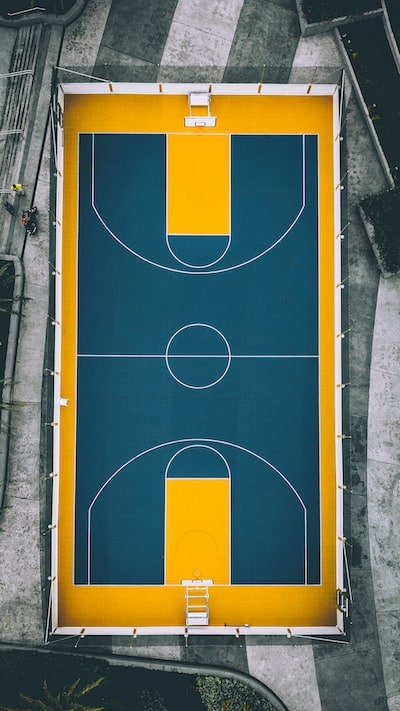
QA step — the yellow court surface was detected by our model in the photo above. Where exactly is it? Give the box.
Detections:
[167,134,230,235]
[52,84,344,637]
[165,478,230,585]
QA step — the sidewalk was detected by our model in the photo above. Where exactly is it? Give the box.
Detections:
[368,274,400,711]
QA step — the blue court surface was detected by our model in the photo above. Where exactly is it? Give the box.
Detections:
[74,131,321,588]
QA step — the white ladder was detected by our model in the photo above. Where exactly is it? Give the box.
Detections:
[184,580,210,626]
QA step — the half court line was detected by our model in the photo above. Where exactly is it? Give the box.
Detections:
[77,353,319,359]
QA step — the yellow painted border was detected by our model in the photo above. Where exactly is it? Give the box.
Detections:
[57,90,339,632]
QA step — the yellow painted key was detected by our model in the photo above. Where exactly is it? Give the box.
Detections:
[165,478,230,584]
[167,134,230,235]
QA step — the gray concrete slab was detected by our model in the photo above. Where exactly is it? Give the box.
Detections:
[112,635,182,662]
[388,697,400,711]
[163,23,232,77]
[315,645,389,711]
[3,403,42,502]
[101,0,178,67]
[368,370,400,465]
[180,634,249,674]
[95,45,157,82]
[161,0,244,82]
[0,26,15,74]
[369,275,400,375]
[246,643,322,711]
[368,459,400,610]
[0,26,16,121]
[368,274,400,708]
[60,0,112,74]
[225,0,300,83]
[0,416,43,644]
[12,283,48,402]
[173,0,244,44]
[289,31,343,84]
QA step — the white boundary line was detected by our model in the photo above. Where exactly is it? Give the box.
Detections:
[77,353,319,359]
[52,624,344,637]
[53,82,343,636]
[333,86,345,633]
[60,82,339,96]
[50,87,65,634]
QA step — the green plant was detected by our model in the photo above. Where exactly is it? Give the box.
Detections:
[360,187,400,273]
[0,263,14,287]
[196,676,276,711]
[0,295,27,317]
[0,677,107,711]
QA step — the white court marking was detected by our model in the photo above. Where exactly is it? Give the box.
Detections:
[164,444,232,583]
[164,323,232,389]
[86,438,308,586]
[165,233,232,269]
[83,131,314,584]
[90,133,307,275]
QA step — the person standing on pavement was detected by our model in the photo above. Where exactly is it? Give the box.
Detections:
[11,183,26,196]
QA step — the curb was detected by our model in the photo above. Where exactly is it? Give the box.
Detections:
[294,1,383,37]
[0,254,24,507]
[0,0,87,28]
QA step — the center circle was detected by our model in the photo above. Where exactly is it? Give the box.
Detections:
[165,323,231,389]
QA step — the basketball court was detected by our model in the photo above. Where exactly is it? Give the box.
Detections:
[50,83,346,637]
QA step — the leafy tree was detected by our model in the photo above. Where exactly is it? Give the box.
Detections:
[196,676,276,711]
[0,677,106,711]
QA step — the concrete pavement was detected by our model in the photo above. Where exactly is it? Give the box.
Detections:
[0,1,399,709]
[368,276,400,711]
